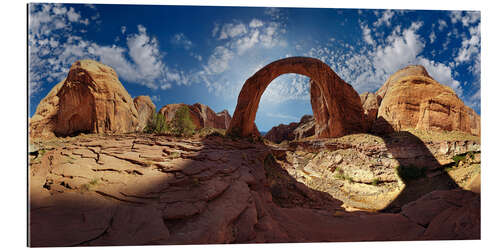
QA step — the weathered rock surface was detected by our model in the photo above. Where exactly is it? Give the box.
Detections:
[159,103,231,130]
[360,92,380,129]
[228,57,366,139]
[29,60,141,138]
[374,65,480,135]
[269,131,480,211]
[29,131,480,246]
[264,115,315,143]
[134,96,156,131]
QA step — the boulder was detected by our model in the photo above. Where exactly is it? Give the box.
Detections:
[133,96,156,131]
[29,60,141,138]
[374,65,480,135]
[159,103,231,130]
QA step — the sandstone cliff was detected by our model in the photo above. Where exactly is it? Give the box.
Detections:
[29,60,144,138]
[264,115,315,143]
[133,96,156,131]
[159,103,231,130]
[373,65,480,135]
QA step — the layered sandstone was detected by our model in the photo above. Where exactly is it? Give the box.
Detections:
[133,96,156,131]
[373,65,480,135]
[228,57,366,139]
[29,132,480,246]
[29,60,141,138]
[159,103,231,130]
[264,115,315,143]
[360,92,380,129]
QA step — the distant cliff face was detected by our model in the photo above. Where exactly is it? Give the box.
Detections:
[159,103,231,130]
[372,65,480,135]
[29,60,144,138]
[134,96,156,132]
[264,115,315,143]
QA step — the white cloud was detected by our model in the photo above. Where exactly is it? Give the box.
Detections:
[361,24,375,45]
[438,19,447,31]
[218,23,247,40]
[450,11,480,27]
[151,95,160,103]
[171,33,193,50]
[429,31,436,43]
[249,19,264,28]
[197,18,288,100]
[205,46,234,75]
[373,10,394,27]
[29,4,187,95]
[266,112,299,121]
[310,21,462,96]
[261,74,310,104]
[121,26,126,34]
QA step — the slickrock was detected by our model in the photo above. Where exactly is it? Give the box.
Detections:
[134,96,156,131]
[374,65,480,135]
[159,103,231,130]
[29,132,480,246]
[29,60,143,138]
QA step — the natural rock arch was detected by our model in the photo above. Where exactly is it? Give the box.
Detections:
[227,57,367,138]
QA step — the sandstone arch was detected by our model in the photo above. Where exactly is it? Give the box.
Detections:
[227,57,366,138]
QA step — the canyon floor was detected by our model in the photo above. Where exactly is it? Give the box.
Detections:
[28,130,480,246]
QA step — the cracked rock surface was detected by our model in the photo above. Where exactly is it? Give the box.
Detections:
[29,133,480,246]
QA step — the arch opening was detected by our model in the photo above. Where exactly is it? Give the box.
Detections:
[228,56,367,139]
[256,73,313,137]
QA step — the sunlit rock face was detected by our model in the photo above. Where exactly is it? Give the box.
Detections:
[228,57,367,139]
[29,59,141,138]
[373,65,480,135]
[159,103,231,130]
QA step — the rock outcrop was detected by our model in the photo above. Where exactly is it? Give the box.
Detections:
[29,60,141,138]
[29,132,480,246]
[373,65,480,135]
[159,103,231,130]
[360,92,380,129]
[228,57,366,139]
[264,115,315,143]
[133,96,156,131]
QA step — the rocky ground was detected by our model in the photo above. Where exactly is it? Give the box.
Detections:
[29,130,480,247]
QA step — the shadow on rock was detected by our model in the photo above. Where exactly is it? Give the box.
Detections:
[28,124,480,246]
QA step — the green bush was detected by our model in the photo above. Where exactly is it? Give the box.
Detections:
[170,106,196,136]
[144,112,168,134]
[452,154,467,165]
[396,165,426,182]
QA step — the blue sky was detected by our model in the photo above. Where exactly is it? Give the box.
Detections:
[28,3,480,132]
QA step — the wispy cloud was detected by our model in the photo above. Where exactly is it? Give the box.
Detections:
[28,3,188,95]
[309,19,464,97]
[266,112,299,121]
[171,33,193,50]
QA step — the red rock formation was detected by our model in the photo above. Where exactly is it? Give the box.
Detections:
[360,92,380,129]
[264,115,315,143]
[374,65,480,135]
[228,57,366,138]
[134,96,156,131]
[159,103,231,130]
[29,60,141,138]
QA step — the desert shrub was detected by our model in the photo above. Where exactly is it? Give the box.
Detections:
[144,112,168,134]
[396,165,426,182]
[452,154,467,165]
[197,127,225,138]
[371,178,380,186]
[170,106,196,136]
